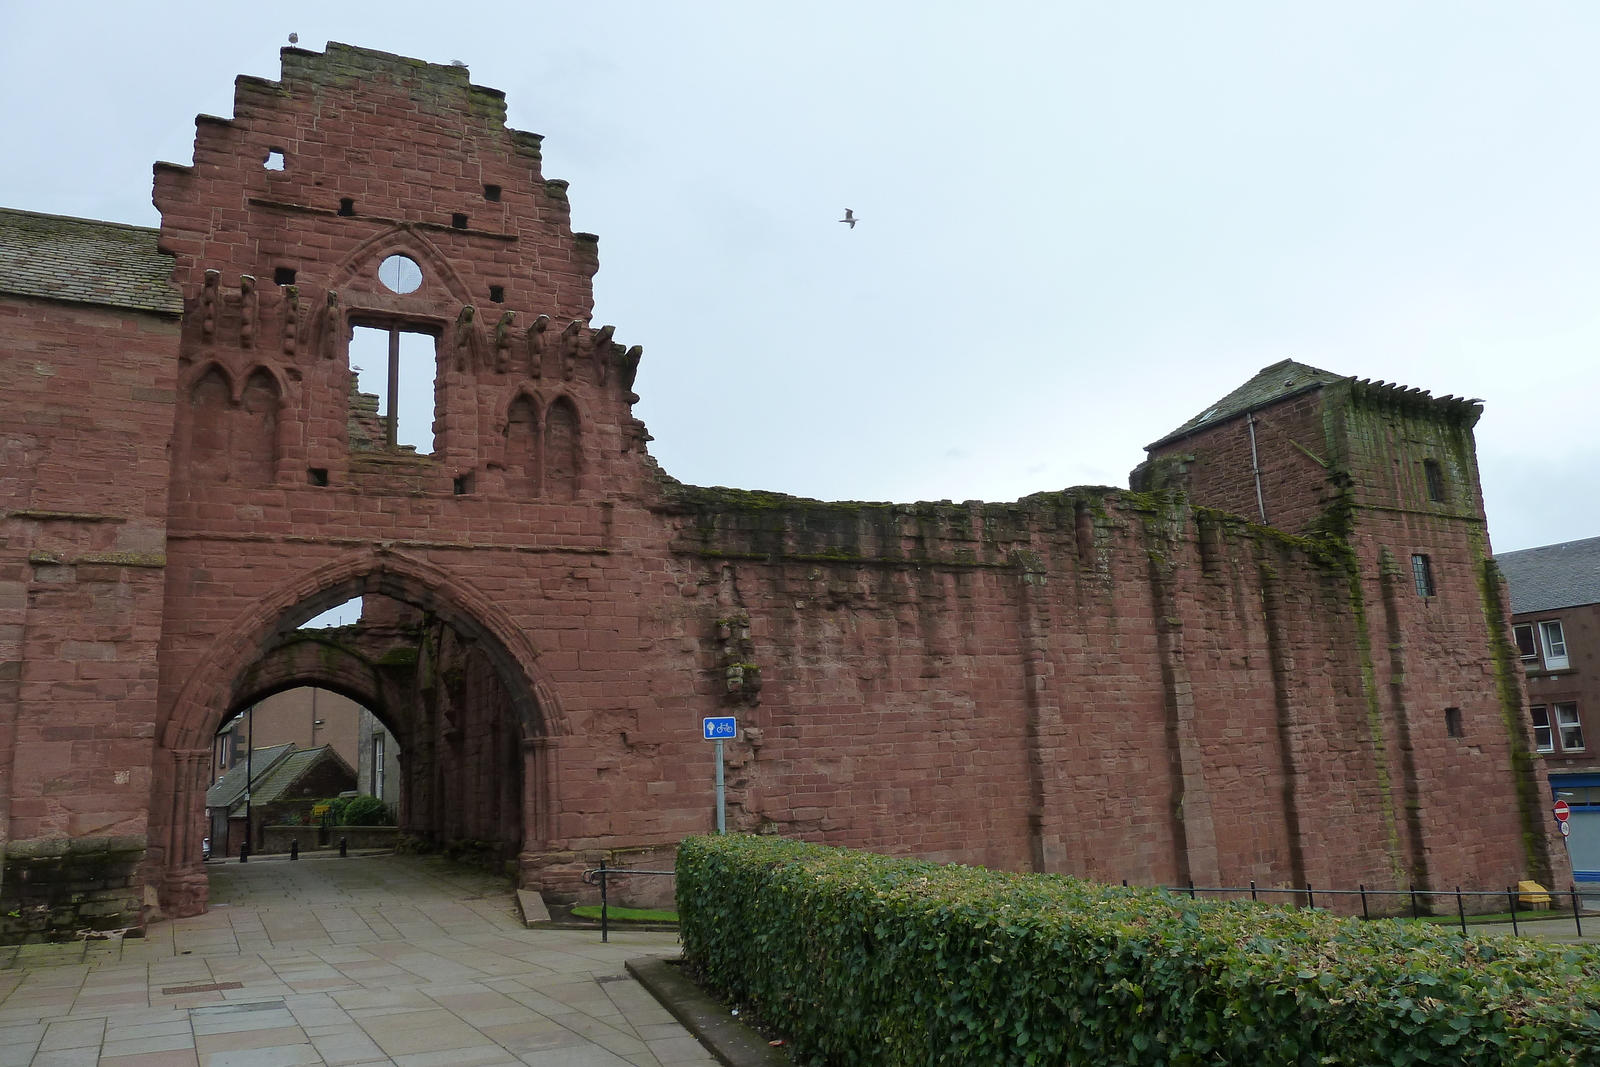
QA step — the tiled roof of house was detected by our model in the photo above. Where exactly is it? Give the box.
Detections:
[1496,535,1600,615]
[0,207,182,314]
[248,745,353,807]
[205,744,296,810]
[1147,359,1347,450]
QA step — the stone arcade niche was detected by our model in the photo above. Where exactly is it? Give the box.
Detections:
[502,394,580,501]
[223,592,527,871]
[187,365,281,485]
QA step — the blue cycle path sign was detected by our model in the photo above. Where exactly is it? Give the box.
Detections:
[703,716,737,740]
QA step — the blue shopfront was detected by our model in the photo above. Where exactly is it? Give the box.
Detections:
[1550,773,1600,883]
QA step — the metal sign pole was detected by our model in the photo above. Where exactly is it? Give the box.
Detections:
[715,738,725,834]
[702,716,736,835]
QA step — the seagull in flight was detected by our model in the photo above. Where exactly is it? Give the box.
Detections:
[839,209,858,229]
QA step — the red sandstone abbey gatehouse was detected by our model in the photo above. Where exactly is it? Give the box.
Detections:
[0,44,1569,940]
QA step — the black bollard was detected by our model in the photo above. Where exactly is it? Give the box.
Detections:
[339,836,348,858]
[290,839,299,861]
[240,842,249,864]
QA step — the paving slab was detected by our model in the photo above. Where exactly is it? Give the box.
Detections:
[0,856,716,1066]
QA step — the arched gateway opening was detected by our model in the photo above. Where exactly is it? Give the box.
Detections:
[152,551,564,917]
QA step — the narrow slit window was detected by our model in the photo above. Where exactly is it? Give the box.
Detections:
[372,731,386,800]
[1411,554,1435,598]
[349,324,438,454]
[1423,459,1446,503]
[1540,620,1569,669]
[1532,705,1554,752]
[1445,707,1463,738]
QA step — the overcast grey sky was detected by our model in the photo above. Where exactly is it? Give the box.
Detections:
[3,3,1597,553]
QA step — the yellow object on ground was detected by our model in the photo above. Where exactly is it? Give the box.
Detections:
[1518,880,1551,906]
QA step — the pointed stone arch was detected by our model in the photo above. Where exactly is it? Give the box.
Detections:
[228,635,395,734]
[502,388,541,500]
[162,546,568,753]
[325,224,475,305]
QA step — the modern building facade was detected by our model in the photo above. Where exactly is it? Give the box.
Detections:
[1497,535,1600,883]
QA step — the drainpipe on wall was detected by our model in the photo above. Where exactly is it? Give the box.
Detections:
[1248,412,1269,524]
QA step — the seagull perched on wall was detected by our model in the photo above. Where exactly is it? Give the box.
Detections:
[839,209,857,229]
[288,33,299,44]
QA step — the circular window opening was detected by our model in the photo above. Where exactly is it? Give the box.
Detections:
[378,255,423,294]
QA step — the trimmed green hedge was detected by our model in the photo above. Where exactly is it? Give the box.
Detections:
[676,835,1600,1066]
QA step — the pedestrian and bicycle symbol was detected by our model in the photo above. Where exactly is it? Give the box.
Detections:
[703,716,738,739]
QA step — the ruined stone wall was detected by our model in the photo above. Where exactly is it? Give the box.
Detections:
[642,485,1541,902]
[0,43,1563,938]
[1143,378,1567,895]
[0,293,179,940]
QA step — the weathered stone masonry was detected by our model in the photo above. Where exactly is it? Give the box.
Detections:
[0,43,1567,940]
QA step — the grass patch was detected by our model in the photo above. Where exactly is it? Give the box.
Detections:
[570,905,678,923]
[1406,910,1580,926]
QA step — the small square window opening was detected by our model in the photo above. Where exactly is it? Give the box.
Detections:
[274,267,297,286]
[451,213,469,229]
[483,184,502,202]
[264,149,286,171]
[338,198,355,216]
[1423,459,1446,503]
[307,468,329,487]
[1411,554,1435,598]
[489,285,505,303]
[453,473,474,495]
[1445,707,1463,738]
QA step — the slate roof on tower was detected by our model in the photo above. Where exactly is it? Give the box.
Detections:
[1147,359,1347,450]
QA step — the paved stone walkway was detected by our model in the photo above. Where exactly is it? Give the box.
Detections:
[0,854,714,1067]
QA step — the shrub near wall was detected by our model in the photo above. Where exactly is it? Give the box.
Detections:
[676,836,1600,1067]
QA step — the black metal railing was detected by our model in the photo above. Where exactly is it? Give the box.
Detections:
[1134,881,1591,937]
[581,859,676,942]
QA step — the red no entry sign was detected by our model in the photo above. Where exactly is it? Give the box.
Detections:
[1554,800,1571,822]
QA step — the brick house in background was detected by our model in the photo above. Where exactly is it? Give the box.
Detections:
[211,687,400,808]
[0,42,1568,941]
[1497,536,1600,883]
[205,743,356,859]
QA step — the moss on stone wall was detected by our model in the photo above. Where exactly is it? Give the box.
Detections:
[0,836,146,944]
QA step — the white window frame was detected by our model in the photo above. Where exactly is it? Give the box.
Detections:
[1540,620,1569,670]
[1531,705,1554,753]
[1556,702,1585,752]
[372,731,386,801]
[1513,623,1538,662]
